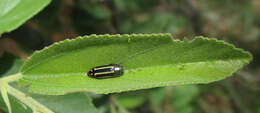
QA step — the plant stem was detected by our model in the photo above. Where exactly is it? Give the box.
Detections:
[224,80,251,113]
[110,95,117,113]
[6,84,54,113]
[0,73,54,113]
[0,73,22,82]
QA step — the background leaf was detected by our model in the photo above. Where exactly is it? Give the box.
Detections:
[19,34,252,95]
[0,0,51,35]
[115,92,146,109]
[171,85,199,113]
[0,52,16,76]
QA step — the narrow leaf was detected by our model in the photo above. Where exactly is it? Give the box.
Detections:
[0,0,51,35]
[0,89,33,113]
[19,34,252,95]
[0,82,12,113]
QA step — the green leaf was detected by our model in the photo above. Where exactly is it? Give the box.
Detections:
[19,34,252,95]
[0,0,51,35]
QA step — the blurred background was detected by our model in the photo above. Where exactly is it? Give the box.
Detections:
[0,0,259,113]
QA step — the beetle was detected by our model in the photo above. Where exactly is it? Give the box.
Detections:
[88,64,123,78]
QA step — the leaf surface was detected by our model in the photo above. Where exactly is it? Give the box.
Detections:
[19,34,252,95]
[0,0,51,35]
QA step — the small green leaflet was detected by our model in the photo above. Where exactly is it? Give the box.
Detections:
[19,34,252,95]
[0,0,51,35]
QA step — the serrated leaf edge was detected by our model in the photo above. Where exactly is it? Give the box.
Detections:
[20,33,172,73]
[21,34,252,74]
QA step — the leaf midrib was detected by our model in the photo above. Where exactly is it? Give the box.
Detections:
[21,57,248,78]
[21,47,250,75]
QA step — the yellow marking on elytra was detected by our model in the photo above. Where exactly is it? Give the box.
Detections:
[95,71,115,75]
[94,66,114,70]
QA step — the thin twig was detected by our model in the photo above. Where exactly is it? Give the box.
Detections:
[0,73,54,113]
[6,84,54,113]
[223,80,251,113]
[110,95,117,113]
[106,0,120,33]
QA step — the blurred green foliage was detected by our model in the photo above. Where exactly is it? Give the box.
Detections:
[1,0,259,113]
[0,52,16,76]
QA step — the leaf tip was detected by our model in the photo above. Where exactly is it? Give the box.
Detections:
[193,36,253,64]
